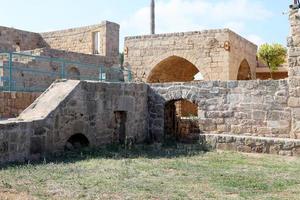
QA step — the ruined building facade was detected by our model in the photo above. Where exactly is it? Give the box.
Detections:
[1,6,300,164]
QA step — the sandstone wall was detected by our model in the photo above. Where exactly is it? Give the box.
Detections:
[40,21,119,63]
[288,9,300,139]
[148,80,290,141]
[228,31,258,80]
[0,47,125,92]
[0,80,148,164]
[0,27,43,52]
[0,92,41,119]
[124,29,257,82]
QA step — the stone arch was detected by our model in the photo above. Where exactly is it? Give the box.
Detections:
[65,133,90,150]
[147,55,200,83]
[237,59,252,80]
[67,67,81,80]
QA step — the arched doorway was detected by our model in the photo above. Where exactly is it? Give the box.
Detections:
[164,99,200,142]
[147,56,199,83]
[67,67,80,80]
[237,59,252,80]
[65,133,89,150]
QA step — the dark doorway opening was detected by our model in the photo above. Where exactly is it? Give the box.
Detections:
[114,111,127,144]
[164,99,200,143]
[65,133,89,150]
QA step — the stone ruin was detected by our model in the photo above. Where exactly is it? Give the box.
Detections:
[1,5,300,164]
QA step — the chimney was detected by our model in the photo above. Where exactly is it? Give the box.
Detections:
[151,0,155,34]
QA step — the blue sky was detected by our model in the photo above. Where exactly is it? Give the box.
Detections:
[0,0,290,49]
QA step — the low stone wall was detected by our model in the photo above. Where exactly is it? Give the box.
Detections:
[148,80,291,141]
[0,92,41,118]
[202,134,300,157]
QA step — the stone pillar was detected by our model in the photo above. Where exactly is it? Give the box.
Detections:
[288,8,300,138]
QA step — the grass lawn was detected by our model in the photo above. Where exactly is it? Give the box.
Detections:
[1,144,300,200]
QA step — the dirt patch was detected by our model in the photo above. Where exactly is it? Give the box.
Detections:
[0,189,35,200]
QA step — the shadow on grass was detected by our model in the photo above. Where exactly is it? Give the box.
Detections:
[0,141,209,169]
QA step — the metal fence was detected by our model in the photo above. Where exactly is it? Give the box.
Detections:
[0,52,132,92]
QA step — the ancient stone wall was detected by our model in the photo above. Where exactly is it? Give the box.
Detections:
[228,31,257,80]
[0,92,40,119]
[0,80,148,164]
[288,9,300,139]
[148,80,290,141]
[0,27,44,52]
[0,47,125,92]
[40,21,119,63]
[124,29,257,82]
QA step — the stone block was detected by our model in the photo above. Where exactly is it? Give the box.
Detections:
[252,110,266,120]
[288,97,300,107]
[216,143,237,151]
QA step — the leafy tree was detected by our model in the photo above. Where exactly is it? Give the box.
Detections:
[257,43,287,79]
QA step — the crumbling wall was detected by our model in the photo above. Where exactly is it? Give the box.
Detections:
[0,27,44,52]
[148,80,290,141]
[40,21,119,64]
[0,92,41,119]
[0,80,148,164]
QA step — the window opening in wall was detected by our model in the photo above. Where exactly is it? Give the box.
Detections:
[93,32,101,55]
[114,111,127,144]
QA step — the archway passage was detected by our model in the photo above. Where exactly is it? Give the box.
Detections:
[147,56,199,83]
[65,133,89,150]
[237,59,252,80]
[67,67,80,80]
[164,99,200,143]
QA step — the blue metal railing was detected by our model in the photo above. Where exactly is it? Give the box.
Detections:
[0,52,132,92]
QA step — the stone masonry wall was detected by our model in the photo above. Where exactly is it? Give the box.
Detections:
[40,21,119,63]
[288,8,300,139]
[0,47,123,92]
[124,29,257,82]
[0,80,148,164]
[0,92,41,119]
[148,80,290,141]
[228,31,257,80]
[0,27,44,52]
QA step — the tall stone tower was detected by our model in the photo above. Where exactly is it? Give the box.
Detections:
[288,2,300,139]
[151,0,155,34]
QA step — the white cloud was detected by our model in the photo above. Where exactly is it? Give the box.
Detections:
[121,0,272,46]
[245,34,265,46]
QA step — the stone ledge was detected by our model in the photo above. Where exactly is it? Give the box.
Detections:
[200,133,300,157]
[125,28,230,40]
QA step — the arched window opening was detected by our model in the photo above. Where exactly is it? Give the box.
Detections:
[164,99,200,142]
[67,67,81,80]
[65,133,89,150]
[147,56,199,83]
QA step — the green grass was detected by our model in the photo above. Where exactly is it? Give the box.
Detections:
[1,145,300,200]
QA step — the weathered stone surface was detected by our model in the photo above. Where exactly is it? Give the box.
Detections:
[0,80,148,164]
[0,92,41,118]
[124,29,257,82]
[149,80,291,139]
[203,134,300,157]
